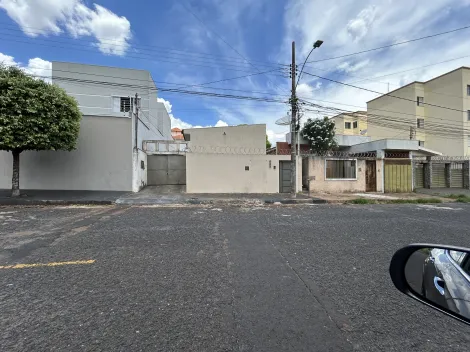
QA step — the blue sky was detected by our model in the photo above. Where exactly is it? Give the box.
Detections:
[2,0,470,142]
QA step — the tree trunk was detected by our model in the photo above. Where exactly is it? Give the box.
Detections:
[11,150,20,197]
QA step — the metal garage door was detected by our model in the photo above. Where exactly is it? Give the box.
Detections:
[147,155,186,185]
[414,164,424,189]
[451,163,464,188]
[432,164,446,188]
[279,161,291,193]
[384,160,412,193]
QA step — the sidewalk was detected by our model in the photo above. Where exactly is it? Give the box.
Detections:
[0,189,129,205]
[306,191,454,203]
[116,186,327,205]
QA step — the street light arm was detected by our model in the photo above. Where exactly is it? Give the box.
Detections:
[296,47,316,88]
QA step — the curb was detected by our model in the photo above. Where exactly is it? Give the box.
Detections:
[0,199,114,206]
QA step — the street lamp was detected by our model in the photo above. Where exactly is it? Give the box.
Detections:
[289,40,323,197]
[296,40,323,88]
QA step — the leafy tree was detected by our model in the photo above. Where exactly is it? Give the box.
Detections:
[301,117,337,154]
[0,65,82,196]
[266,135,272,149]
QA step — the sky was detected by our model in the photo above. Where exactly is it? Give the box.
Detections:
[1,0,470,143]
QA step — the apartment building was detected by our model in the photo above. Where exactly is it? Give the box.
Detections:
[367,67,470,156]
[331,111,368,136]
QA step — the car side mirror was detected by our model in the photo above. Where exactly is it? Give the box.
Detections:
[390,244,470,326]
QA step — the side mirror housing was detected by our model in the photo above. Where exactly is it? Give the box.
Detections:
[390,244,470,326]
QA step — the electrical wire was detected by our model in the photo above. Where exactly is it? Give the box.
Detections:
[305,24,470,64]
[0,35,287,76]
[0,25,287,70]
[303,71,469,113]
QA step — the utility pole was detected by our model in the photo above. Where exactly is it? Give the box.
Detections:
[134,93,139,150]
[290,41,297,198]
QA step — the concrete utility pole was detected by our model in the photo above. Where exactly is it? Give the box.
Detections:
[290,41,297,198]
[134,93,139,150]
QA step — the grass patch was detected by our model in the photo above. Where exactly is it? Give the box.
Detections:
[349,198,376,204]
[446,194,470,203]
[387,198,442,204]
[349,197,442,205]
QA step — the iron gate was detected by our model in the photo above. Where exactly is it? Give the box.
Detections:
[147,155,186,185]
[432,164,446,188]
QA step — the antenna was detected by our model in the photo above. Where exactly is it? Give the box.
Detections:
[275,115,291,126]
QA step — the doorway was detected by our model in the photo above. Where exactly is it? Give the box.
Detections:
[279,161,292,193]
[365,160,377,192]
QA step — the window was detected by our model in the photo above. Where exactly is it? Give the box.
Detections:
[449,250,465,264]
[417,118,425,128]
[325,160,357,179]
[345,122,351,129]
[467,110,470,121]
[120,97,131,112]
[417,96,424,106]
[113,96,140,114]
[353,121,358,129]
[419,141,425,147]
[467,85,470,96]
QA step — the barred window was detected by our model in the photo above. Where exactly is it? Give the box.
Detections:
[417,96,424,106]
[325,160,357,179]
[345,122,351,129]
[353,121,358,128]
[120,97,131,112]
[417,118,424,128]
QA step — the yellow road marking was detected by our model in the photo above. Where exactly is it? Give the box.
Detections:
[0,260,95,269]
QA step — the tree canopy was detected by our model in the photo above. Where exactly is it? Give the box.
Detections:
[0,65,82,153]
[266,135,272,149]
[0,65,82,196]
[301,117,337,154]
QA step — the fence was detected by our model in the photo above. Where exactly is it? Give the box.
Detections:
[143,140,188,154]
[412,156,469,190]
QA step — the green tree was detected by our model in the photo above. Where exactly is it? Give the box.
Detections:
[301,117,337,154]
[266,135,272,149]
[0,65,82,196]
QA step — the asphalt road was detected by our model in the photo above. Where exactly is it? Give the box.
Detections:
[1,203,470,351]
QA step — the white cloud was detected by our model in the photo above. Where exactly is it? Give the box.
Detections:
[157,97,228,129]
[24,58,52,82]
[0,0,131,56]
[0,52,52,82]
[0,52,16,66]
[346,6,377,42]
[215,120,229,127]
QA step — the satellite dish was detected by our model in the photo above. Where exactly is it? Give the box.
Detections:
[360,129,367,135]
[275,115,291,126]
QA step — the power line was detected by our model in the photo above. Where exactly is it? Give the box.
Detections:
[302,71,468,113]
[22,64,287,96]
[0,36,287,76]
[0,24,287,69]
[306,24,470,64]
[180,2,291,96]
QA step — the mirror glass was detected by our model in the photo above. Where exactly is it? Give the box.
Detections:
[405,248,470,320]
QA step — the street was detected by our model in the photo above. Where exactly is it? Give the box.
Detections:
[1,203,470,351]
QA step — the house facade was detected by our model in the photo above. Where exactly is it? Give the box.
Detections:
[332,111,368,136]
[367,67,470,156]
[0,62,172,192]
[183,124,302,193]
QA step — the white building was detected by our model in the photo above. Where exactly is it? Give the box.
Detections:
[0,62,172,192]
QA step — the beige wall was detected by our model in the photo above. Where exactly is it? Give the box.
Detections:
[368,83,422,141]
[186,153,301,193]
[307,157,366,193]
[0,115,133,191]
[185,124,266,153]
[424,69,465,155]
[333,113,367,136]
